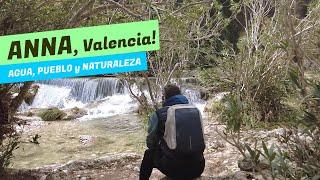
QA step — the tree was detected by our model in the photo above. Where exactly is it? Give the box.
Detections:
[0,0,139,172]
[119,0,229,111]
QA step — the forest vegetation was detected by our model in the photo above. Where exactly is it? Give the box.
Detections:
[0,0,319,179]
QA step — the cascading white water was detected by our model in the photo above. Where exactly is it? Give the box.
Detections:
[80,94,139,120]
[183,89,203,103]
[40,78,124,102]
[21,78,207,119]
[182,88,206,114]
[19,78,140,120]
[31,84,82,109]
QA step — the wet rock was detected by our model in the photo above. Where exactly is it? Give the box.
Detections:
[238,158,255,172]
[200,89,210,100]
[26,111,34,117]
[64,107,87,120]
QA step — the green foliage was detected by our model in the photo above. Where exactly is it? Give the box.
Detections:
[229,82,320,179]
[39,108,66,121]
[0,137,19,174]
[197,67,233,92]
[141,108,156,131]
[0,0,318,177]
[220,93,243,132]
[279,83,320,178]
[214,1,320,178]
[261,142,277,178]
[243,142,261,171]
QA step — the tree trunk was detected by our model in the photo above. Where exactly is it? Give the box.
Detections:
[9,82,32,115]
[0,82,32,142]
[143,73,158,110]
[0,98,11,142]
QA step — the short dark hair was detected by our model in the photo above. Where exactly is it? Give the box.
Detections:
[163,84,181,100]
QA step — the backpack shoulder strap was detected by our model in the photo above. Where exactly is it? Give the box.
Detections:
[155,107,169,136]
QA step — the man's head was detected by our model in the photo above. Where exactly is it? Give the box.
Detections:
[163,84,181,100]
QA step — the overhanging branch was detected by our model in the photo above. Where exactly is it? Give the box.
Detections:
[105,0,144,20]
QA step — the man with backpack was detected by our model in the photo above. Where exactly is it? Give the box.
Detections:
[139,84,205,180]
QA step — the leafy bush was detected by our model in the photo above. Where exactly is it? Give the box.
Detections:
[219,82,320,179]
[39,108,66,121]
[275,83,320,179]
[0,137,19,175]
[206,0,320,178]
[277,127,320,179]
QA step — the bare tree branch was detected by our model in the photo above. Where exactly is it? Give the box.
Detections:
[170,0,213,15]
[142,73,158,110]
[105,0,144,20]
[67,0,96,27]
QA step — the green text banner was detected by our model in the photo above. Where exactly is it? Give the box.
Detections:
[0,20,159,65]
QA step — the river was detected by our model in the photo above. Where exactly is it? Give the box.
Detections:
[13,78,205,169]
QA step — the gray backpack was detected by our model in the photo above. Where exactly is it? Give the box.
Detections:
[164,104,205,154]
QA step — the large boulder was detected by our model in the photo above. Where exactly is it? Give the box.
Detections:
[199,88,210,100]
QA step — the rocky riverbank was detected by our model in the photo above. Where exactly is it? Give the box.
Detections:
[5,115,283,180]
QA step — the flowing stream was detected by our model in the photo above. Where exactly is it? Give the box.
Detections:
[13,78,205,169]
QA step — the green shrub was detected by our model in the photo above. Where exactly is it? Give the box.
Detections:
[0,137,19,175]
[39,108,66,121]
[220,83,320,179]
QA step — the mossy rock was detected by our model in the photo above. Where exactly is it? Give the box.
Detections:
[39,108,66,121]
[63,107,87,120]
[26,111,34,117]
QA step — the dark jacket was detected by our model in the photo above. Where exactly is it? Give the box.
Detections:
[146,94,189,150]
[145,94,205,179]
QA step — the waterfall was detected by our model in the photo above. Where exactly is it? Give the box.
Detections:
[20,78,128,111]
[182,88,206,114]
[169,78,206,108]
[20,78,207,119]
[183,88,204,104]
[40,78,125,102]
[30,84,77,109]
